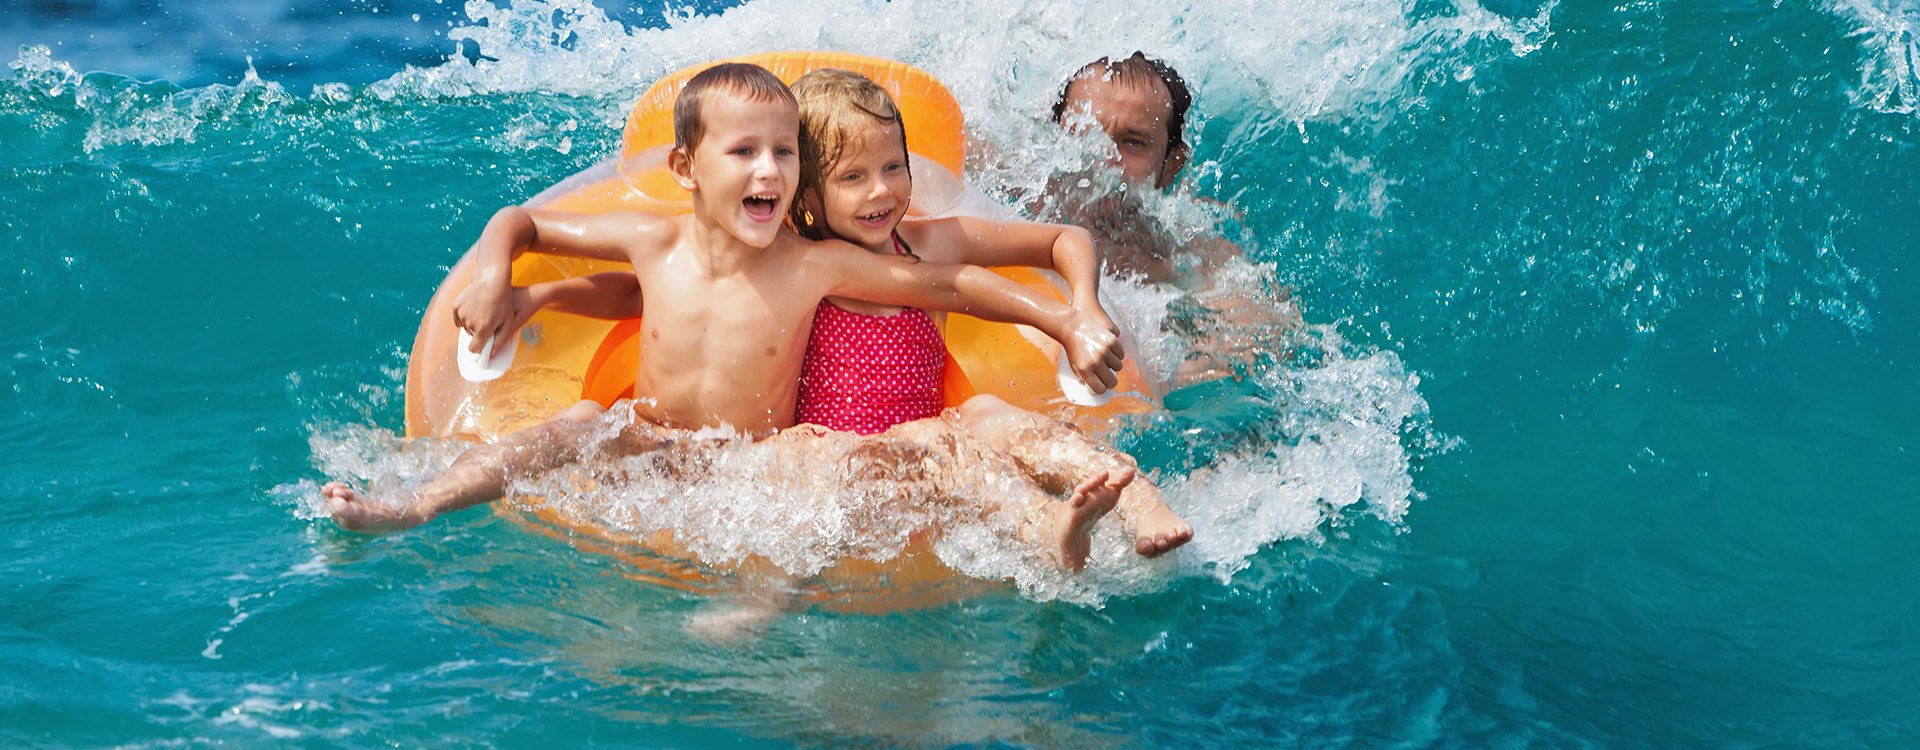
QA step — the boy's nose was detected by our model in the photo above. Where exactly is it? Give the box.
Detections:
[751,151,782,179]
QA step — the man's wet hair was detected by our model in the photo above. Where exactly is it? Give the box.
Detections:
[674,62,798,152]
[1051,51,1193,160]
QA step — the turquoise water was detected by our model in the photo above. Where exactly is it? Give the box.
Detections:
[5,0,1918,745]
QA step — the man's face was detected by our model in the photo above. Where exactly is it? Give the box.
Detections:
[1058,72,1179,188]
[673,92,800,248]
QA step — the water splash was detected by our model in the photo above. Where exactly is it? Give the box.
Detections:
[1832,0,1920,115]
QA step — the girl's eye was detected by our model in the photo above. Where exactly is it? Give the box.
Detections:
[884,161,905,173]
[733,146,754,156]
[776,146,795,157]
[840,172,862,183]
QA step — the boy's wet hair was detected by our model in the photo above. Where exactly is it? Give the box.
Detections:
[673,62,798,152]
[1051,51,1193,161]
[788,68,910,242]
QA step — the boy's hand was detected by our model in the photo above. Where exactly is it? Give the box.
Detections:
[1062,311,1125,393]
[451,269,527,354]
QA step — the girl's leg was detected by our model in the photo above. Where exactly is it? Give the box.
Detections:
[953,395,1193,557]
[840,419,1123,571]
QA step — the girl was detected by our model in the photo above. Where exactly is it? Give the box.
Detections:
[783,68,1191,558]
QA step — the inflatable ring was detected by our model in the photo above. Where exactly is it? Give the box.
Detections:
[401,52,1158,608]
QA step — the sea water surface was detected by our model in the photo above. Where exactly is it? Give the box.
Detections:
[4,0,1918,746]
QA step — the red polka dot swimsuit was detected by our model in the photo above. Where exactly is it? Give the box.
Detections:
[796,233,946,435]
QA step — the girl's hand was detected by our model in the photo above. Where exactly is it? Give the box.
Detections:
[1061,310,1125,393]
[451,269,521,354]
[1073,294,1121,337]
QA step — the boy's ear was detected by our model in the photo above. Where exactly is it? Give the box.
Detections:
[669,147,696,191]
[1154,144,1189,190]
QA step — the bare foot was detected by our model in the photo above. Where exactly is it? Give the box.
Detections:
[1048,469,1127,571]
[687,584,793,646]
[321,481,423,533]
[1130,502,1194,558]
[686,602,782,646]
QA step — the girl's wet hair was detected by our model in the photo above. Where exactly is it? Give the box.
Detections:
[788,68,912,242]
[673,62,797,152]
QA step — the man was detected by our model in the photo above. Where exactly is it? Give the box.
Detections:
[1050,52,1299,386]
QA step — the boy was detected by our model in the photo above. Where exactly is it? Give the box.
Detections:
[324,63,1133,570]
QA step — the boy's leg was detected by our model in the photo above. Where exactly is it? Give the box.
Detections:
[953,395,1193,557]
[323,400,672,532]
[853,419,1122,572]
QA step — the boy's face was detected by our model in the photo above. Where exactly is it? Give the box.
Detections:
[1058,73,1183,189]
[672,92,801,248]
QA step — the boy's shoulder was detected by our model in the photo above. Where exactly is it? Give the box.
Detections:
[599,209,689,254]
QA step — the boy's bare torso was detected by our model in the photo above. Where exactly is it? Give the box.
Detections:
[621,218,828,435]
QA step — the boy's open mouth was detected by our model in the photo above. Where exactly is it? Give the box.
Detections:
[742,193,780,221]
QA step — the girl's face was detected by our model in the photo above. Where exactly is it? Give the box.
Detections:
[818,121,912,250]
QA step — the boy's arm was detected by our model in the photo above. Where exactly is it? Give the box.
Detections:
[815,245,1125,392]
[454,206,668,353]
[926,218,1114,332]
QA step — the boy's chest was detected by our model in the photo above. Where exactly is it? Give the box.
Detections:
[633,274,817,368]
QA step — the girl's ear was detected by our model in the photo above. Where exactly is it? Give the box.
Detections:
[796,192,824,236]
[1155,144,1189,190]
[669,147,696,190]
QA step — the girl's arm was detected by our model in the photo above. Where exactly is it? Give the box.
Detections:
[454,207,668,353]
[452,273,644,356]
[524,272,645,319]
[918,217,1115,332]
[814,243,1125,392]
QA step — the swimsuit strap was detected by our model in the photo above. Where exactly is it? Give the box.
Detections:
[891,230,919,261]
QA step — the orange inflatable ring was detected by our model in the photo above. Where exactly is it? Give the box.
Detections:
[400,52,1159,607]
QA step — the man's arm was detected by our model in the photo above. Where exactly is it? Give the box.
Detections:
[1172,242,1305,387]
[813,243,1124,392]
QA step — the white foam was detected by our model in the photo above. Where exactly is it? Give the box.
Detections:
[1828,0,1920,115]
